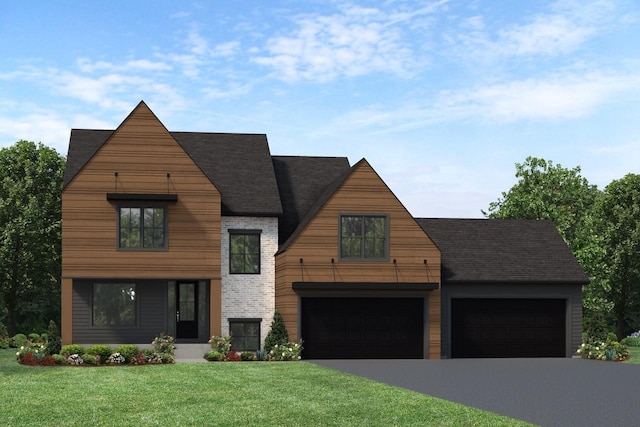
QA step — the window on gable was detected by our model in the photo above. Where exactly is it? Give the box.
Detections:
[119,207,167,249]
[229,230,260,274]
[92,283,136,326]
[229,319,261,351]
[340,215,388,260]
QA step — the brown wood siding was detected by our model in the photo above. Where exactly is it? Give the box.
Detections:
[275,161,441,358]
[61,103,222,343]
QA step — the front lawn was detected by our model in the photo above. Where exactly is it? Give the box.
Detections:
[624,346,640,364]
[0,349,530,426]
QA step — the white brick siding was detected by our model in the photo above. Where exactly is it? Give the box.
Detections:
[221,216,278,348]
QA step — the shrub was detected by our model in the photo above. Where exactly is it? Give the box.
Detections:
[621,331,640,347]
[86,345,112,364]
[60,344,85,357]
[16,342,47,364]
[255,349,267,361]
[209,335,232,354]
[52,354,67,365]
[81,354,98,365]
[10,334,28,348]
[268,341,303,361]
[204,350,225,361]
[160,353,175,364]
[113,344,140,363]
[0,338,9,349]
[143,350,163,364]
[0,322,8,338]
[152,333,175,355]
[130,352,147,365]
[67,354,84,365]
[40,333,48,341]
[45,321,61,355]
[264,310,289,353]
[107,352,126,365]
[241,351,256,361]
[225,351,242,362]
[28,333,41,341]
[577,335,629,361]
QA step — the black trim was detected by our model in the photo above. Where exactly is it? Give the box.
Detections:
[228,229,262,234]
[228,318,262,322]
[293,282,438,291]
[107,193,178,202]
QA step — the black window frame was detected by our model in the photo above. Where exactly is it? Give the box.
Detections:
[339,214,389,261]
[92,283,138,327]
[228,229,261,274]
[229,318,261,351]
[117,203,168,251]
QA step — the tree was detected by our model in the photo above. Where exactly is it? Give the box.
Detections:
[485,156,599,251]
[592,174,640,339]
[0,141,65,335]
[264,310,289,352]
[485,156,609,337]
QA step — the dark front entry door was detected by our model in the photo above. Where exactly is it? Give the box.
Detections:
[176,282,198,339]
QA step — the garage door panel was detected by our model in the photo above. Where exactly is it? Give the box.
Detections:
[302,297,424,359]
[452,299,565,358]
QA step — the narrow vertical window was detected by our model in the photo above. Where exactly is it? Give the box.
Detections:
[229,230,261,274]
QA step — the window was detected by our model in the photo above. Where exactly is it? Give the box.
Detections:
[229,230,260,274]
[119,207,166,249]
[229,319,261,351]
[93,283,136,326]
[340,215,388,259]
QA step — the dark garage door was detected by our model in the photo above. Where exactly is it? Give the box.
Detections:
[301,297,424,359]
[451,298,566,358]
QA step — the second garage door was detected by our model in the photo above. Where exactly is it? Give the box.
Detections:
[301,297,424,359]
[451,298,566,358]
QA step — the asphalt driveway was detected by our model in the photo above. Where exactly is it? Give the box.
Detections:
[312,358,640,426]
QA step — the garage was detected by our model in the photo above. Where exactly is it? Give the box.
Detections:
[301,297,424,359]
[451,298,566,358]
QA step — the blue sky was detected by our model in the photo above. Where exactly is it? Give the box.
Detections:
[1,0,639,218]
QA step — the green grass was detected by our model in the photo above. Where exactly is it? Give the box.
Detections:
[0,349,531,427]
[624,345,640,364]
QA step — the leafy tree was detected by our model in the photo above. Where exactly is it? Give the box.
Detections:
[264,310,289,352]
[485,156,609,337]
[592,174,640,339]
[485,156,599,250]
[0,141,65,335]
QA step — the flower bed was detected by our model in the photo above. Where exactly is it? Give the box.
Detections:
[577,333,630,361]
[204,335,303,362]
[16,333,176,366]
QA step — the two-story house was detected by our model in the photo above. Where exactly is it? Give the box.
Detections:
[61,101,588,359]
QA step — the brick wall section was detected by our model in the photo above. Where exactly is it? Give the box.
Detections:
[221,217,278,348]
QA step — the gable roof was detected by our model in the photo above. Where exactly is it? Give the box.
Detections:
[416,218,589,284]
[64,117,283,216]
[272,155,351,245]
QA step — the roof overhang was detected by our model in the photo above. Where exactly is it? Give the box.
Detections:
[106,193,178,202]
[293,282,438,291]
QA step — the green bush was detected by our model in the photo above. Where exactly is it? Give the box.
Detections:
[621,337,640,347]
[86,345,112,364]
[81,354,98,365]
[28,333,41,341]
[60,344,85,356]
[577,335,629,361]
[241,351,256,361]
[45,321,61,355]
[209,335,231,354]
[152,333,175,355]
[204,350,225,361]
[160,353,175,364]
[267,341,303,361]
[0,338,9,349]
[255,349,267,361]
[10,334,28,348]
[113,344,140,363]
[40,333,48,341]
[52,354,66,365]
[264,310,289,353]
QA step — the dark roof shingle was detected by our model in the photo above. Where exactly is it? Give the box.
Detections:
[416,218,589,284]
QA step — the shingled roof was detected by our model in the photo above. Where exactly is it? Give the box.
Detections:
[416,218,589,284]
[272,155,350,245]
[64,129,283,216]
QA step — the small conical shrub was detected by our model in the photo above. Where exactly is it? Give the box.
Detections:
[264,310,289,353]
[46,320,62,356]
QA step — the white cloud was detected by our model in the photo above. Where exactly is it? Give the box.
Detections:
[251,2,448,82]
[76,58,172,73]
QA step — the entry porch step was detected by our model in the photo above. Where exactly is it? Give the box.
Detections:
[173,343,210,362]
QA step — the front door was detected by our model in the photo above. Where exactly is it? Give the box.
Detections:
[176,282,198,339]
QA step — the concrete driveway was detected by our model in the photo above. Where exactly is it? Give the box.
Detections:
[312,358,640,426]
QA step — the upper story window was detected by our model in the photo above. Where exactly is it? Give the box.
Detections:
[229,230,261,274]
[119,207,167,250]
[340,215,388,260]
